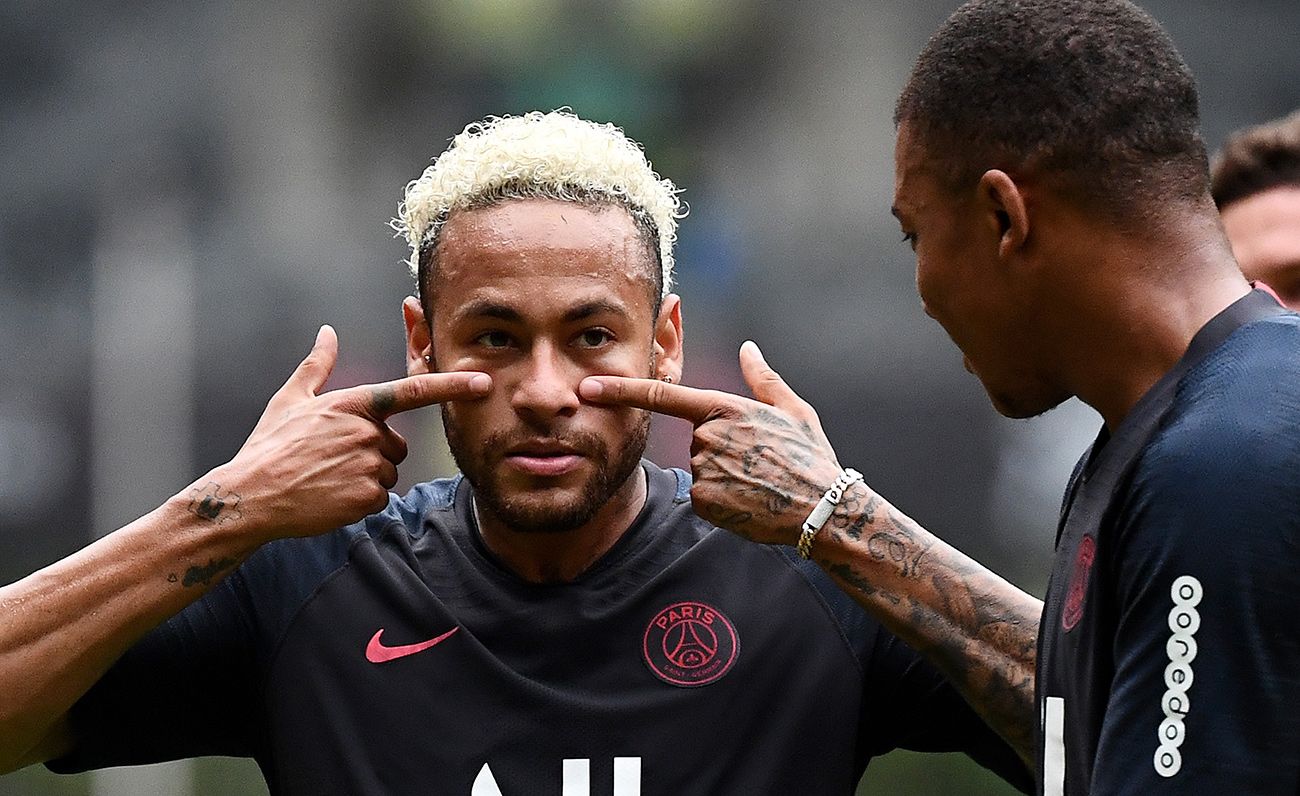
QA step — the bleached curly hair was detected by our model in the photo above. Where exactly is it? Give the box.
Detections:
[393,110,686,306]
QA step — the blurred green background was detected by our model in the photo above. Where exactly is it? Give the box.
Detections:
[2,0,1296,792]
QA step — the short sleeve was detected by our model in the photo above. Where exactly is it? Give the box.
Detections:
[862,624,1034,793]
[1090,430,1300,792]
[47,564,266,772]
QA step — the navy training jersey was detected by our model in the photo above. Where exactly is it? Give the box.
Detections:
[53,462,1029,795]
[1037,290,1300,794]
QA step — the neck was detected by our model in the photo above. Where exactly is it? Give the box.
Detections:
[474,465,648,584]
[1048,211,1251,430]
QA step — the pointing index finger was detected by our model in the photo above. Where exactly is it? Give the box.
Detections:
[578,376,736,425]
[345,371,492,420]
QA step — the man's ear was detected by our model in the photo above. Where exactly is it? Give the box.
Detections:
[402,296,433,376]
[652,294,684,383]
[979,169,1030,260]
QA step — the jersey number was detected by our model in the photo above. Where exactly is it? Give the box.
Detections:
[473,758,641,795]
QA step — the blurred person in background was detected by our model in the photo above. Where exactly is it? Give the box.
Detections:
[1212,109,1300,307]
[583,1,1300,793]
[0,111,1031,794]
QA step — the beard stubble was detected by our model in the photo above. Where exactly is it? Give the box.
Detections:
[442,404,652,534]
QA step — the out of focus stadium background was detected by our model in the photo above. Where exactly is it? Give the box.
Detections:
[1,1,1296,793]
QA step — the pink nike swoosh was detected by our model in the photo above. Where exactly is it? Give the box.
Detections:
[365,626,460,664]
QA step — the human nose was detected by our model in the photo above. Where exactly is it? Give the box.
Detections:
[510,342,580,419]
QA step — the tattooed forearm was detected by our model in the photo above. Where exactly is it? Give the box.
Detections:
[862,510,931,578]
[861,493,881,525]
[186,483,242,524]
[817,484,1040,765]
[829,488,861,529]
[829,488,873,540]
[170,557,239,588]
[843,511,870,540]
[902,585,1038,762]
[828,562,902,605]
[827,562,877,597]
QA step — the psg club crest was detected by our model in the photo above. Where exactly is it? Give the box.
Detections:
[1062,535,1096,631]
[642,601,739,687]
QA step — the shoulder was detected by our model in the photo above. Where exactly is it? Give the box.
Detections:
[635,461,725,549]
[1114,318,1300,568]
[1137,317,1300,497]
[770,546,882,671]
[242,479,456,577]
[1171,314,1300,433]
[388,475,466,531]
[660,464,881,669]
[231,478,465,638]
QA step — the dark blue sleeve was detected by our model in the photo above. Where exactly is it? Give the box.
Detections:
[861,628,1033,793]
[47,565,266,771]
[47,524,362,773]
[1091,426,1300,792]
[777,548,1032,793]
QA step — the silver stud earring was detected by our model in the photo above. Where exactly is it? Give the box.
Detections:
[424,355,433,366]
[661,375,673,383]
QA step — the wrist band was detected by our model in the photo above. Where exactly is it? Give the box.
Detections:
[797,468,864,559]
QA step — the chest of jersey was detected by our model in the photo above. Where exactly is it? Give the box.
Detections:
[1039,505,1114,796]
[259,532,865,795]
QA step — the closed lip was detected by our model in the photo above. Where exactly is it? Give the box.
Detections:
[506,440,583,457]
[504,442,585,477]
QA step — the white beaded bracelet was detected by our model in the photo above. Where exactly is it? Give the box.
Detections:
[796,468,864,559]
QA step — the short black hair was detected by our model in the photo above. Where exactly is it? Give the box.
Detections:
[895,0,1210,216]
[1211,110,1300,209]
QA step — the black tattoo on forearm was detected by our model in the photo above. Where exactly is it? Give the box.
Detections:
[818,495,1038,764]
[826,563,876,597]
[826,562,901,605]
[844,512,870,540]
[173,557,239,588]
[187,482,242,524]
[863,510,930,579]
[861,493,880,525]
[829,489,860,530]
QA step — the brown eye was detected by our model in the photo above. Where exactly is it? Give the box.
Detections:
[576,329,614,348]
[475,331,512,349]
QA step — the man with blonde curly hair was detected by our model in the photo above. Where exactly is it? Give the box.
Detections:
[0,111,1029,794]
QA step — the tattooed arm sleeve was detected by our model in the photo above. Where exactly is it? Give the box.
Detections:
[815,482,1041,767]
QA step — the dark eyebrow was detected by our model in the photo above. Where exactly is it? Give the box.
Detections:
[454,300,524,324]
[451,298,630,325]
[563,300,629,323]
